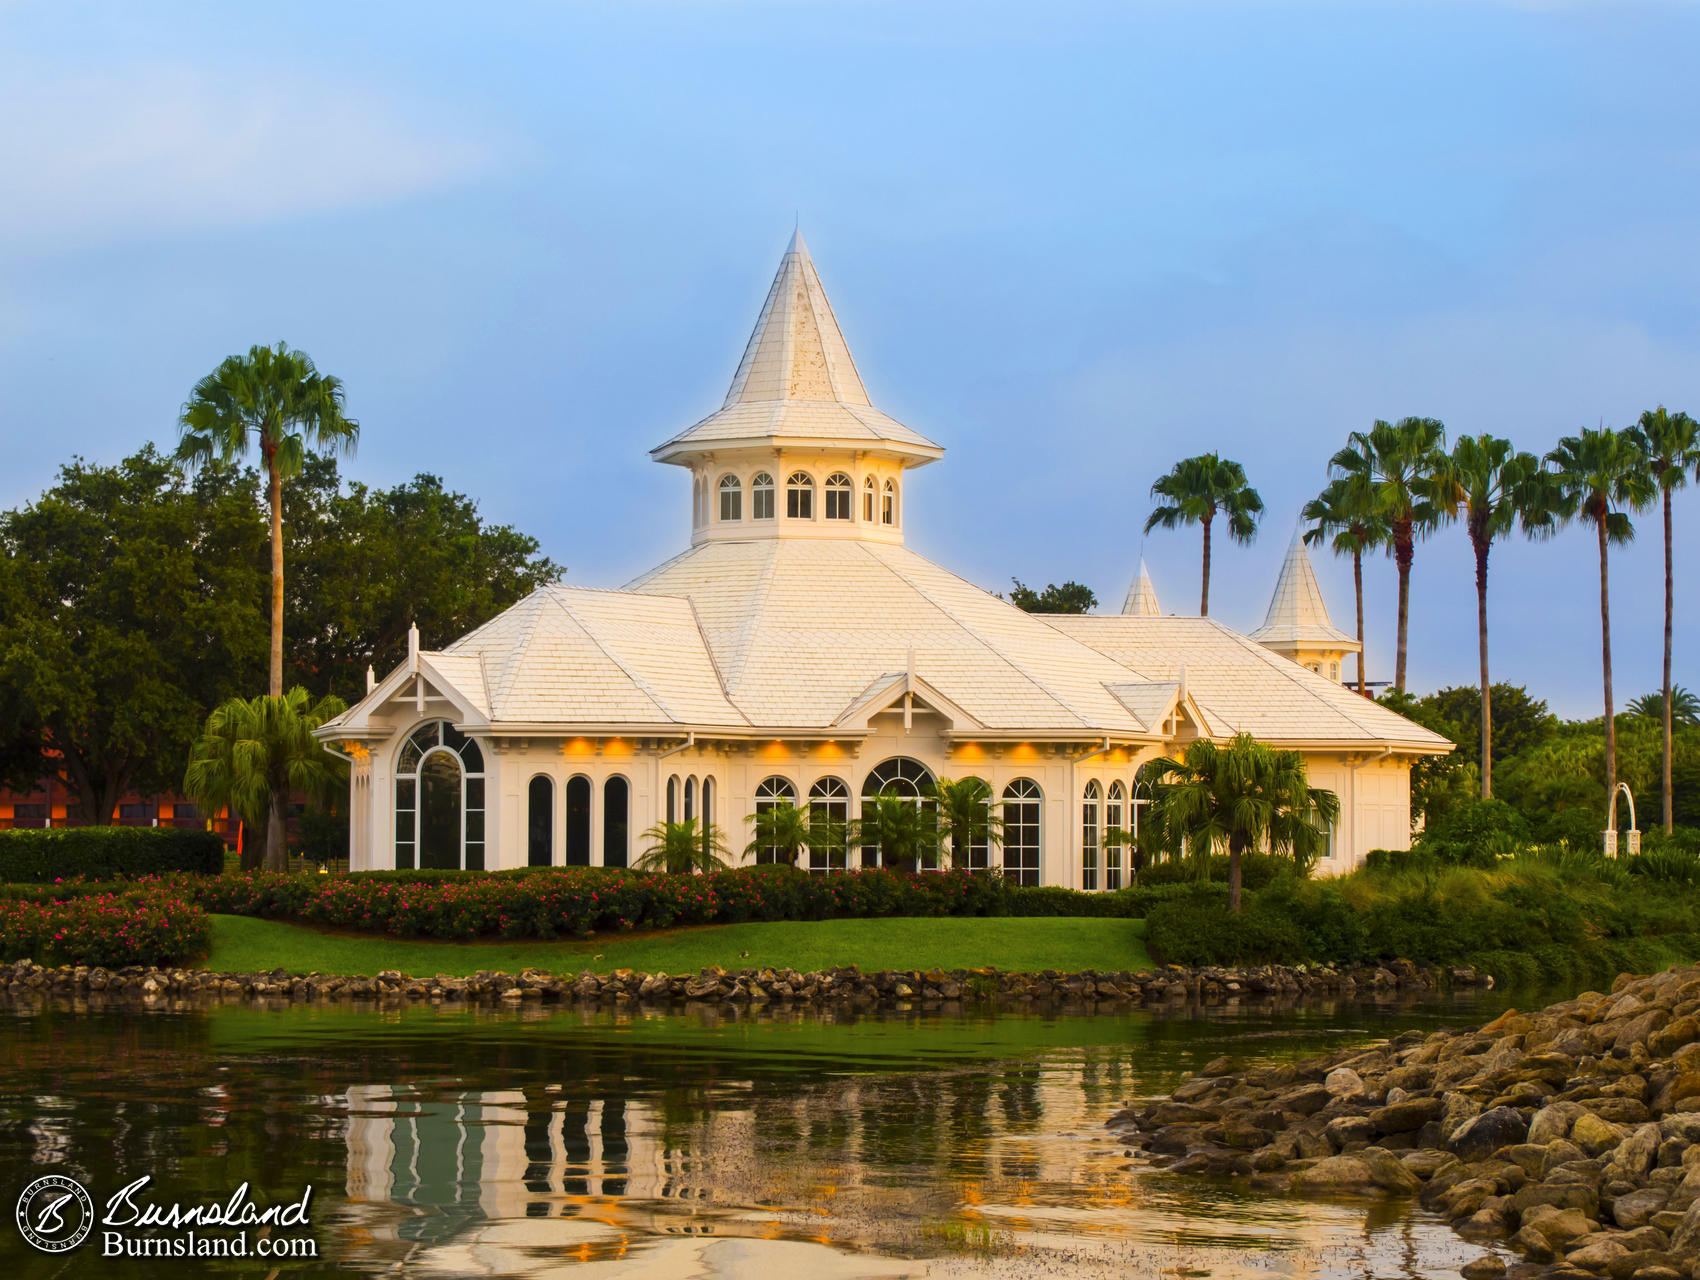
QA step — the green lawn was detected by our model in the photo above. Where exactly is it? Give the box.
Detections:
[204,914,1150,978]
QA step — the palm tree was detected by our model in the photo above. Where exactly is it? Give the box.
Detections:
[176,343,359,697]
[1143,453,1264,615]
[1628,687,1699,726]
[1301,477,1389,696]
[1144,733,1339,913]
[928,776,1004,870]
[1637,407,1700,833]
[1429,434,1548,798]
[636,819,731,874]
[183,687,348,872]
[849,795,940,874]
[1546,426,1656,809]
[744,801,843,866]
[1327,418,1446,692]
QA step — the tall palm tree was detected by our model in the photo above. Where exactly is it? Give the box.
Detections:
[1637,407,1700,833]
[177,343,358,697]
[636,819,731,874]
[1327,418,1446,692]
[1429,434,1548,798]
[849,795,941,875]
[744,801,843,866]
[927,776,1005,870]
[1144,733,1339,913]
[1143,453,1264,615]
[183,687,348,872]
[1301,477,1389,696]
[1546,426,1656,811]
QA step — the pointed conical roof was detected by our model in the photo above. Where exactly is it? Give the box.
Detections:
[1248,530,1360,650]
[651,232,943,465]
[1121,557,1161,616]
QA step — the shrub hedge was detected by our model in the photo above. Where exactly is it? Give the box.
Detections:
[0,884,208,967]
[0,827,225,882]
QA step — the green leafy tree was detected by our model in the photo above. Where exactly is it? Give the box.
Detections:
[1327,418,1446,692]
[1302,477,1388,695]
[928,776,1004,868]
[635,819,730,874]
[744,801,842,866]
[177,342,359,697]
[849,794,941,874]
[1143,453,1264,615]
[1546,426,1656,806]
[1006,579,1097,614]
[182,687,348,871]
[1429,434,1549,796]
[283,457,561,700]
[0,448,266,825]
[1638,406,1700,832]
[1629,687,1699,727]
[1426,683,1558,771]
[1145,733,1341,912]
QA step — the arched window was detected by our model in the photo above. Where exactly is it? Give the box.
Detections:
[528,775,554,868]
[863,476,876,522]
[860,757,936,870]
[666,775,679,823]
[701,776,714,839]
[1081,780,1101,892]
[786,471,814,520]
[603,777,629,868]
[684,776,696,822]
[751,473,775,521]
[394,721,485,870]
[1002,779,1041,886]
[882,479,897,526]
[1105,781,1126,891]
[807,777,850,873]
[824,472,852,520]
[718,474,742,522]
[566,775,591,866]
[954,776,992,875]
[754,776,797,865]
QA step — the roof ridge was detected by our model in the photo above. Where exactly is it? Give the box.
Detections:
[540,591,676,723]
[685,594,751,725]
[489,592,551,719]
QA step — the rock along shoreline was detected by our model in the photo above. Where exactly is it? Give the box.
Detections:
[0,956,1488,1008]
[1110,962,1700,1280]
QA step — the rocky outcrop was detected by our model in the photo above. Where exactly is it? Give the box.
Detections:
[1108,964,1700,1279]
[0,956,1488,1010]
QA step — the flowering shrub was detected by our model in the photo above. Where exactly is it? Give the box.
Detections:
[0,884,208,966]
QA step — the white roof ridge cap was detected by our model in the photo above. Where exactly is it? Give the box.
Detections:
[685,594,751,725]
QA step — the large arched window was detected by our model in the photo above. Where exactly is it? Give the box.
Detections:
[860,757,936,870]
[1105,781,1126,890]
[604,777,629,868]
[808,777,850,873]
[666,775,679,823]
[1002,779,1041,886]
[863,476,876,522]
[528,775,554,868]
[751,473,775,521]
[566,775,591,866]
[824,472,852,520]
[718,474,742,522]
[395,721,485,870]
[754,776,797,865]
[882,479,897,526]
[1081,780,1101,891]
[954,776,992,875]
[786,471,814,520]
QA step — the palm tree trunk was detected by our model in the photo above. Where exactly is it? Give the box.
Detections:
[1474,533,1492,798]
[1664,486,1675,834]
[263,791,288,873]
[1598,515,1617,816]
[266,451,285,698]
[1200,513,1213,616]
[1353,547,1365,696]
[1394,517,1413,693]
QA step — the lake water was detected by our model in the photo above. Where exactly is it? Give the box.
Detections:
[0,989,1558,1277]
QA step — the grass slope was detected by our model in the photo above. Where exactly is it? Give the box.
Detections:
[204,914,1150,978]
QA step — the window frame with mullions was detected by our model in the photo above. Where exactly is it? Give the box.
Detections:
[394,720,486,870]
[785,471,814,520]
[1001,778,1041,887]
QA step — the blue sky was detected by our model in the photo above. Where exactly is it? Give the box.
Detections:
[2,1,1696,717]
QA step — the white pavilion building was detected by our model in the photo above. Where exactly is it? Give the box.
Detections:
[319,233,1448,884]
